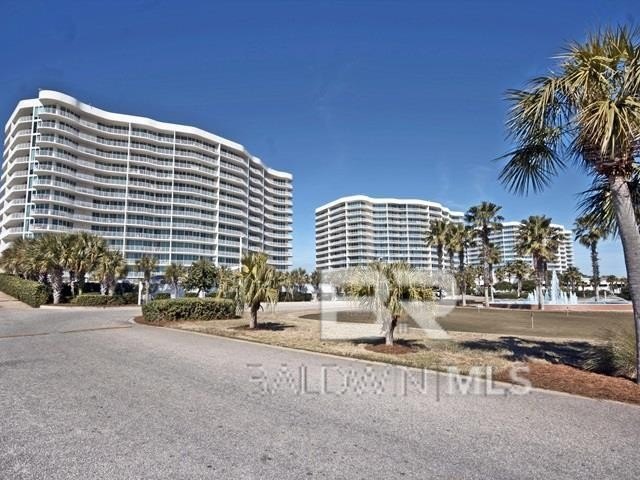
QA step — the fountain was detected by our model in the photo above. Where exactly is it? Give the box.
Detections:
[526,270,578,306]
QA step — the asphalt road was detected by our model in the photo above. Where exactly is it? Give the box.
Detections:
[1,306,639,479]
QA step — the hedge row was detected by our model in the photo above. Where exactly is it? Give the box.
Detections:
[0,273,50,308]
[69,293,138,306]
[142,298,236,323]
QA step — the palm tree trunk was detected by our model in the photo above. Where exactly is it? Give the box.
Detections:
[458,250,466,306]
[608,175,640,383]
[77,270,86,296]
[536,260,544,311]
[100,280,108,296]
[51,268,63,305]
[249,302,260,329]
[517,278,522,298]
[590,242,600,302]
[386,316,398,345]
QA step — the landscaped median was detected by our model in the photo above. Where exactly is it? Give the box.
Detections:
[135,304,640,405]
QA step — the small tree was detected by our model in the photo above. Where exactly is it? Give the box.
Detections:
[95,249,128,296]
[164,263,186,298]
[346,262,434,346]
[136,256,158,303]
[506,260,533,298]
[184,259,217,297]
[310,270,321,300]
[240,253,279,329]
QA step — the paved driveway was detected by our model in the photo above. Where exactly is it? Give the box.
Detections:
[0,306,638,479]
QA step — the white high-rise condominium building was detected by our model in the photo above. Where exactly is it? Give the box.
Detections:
[1,91,292,275]
[467,221,575,273]
[316,195,463,271]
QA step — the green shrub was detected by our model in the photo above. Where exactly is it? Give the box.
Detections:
[279,292,313,302]
[69,293,138,306]
[184,292,198,298]
[521,280,536,293]
[584,329,637,380]
[142,298,236,323]
[494,281,514,292]
[121,292,138,304]
[0,273,50,308]
[153,292,171,300]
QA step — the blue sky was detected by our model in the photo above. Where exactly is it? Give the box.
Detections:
[1,0,637,274]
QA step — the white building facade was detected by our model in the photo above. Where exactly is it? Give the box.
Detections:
[315,195,464,271]
[1,91,292,275]
[467,221,574,273]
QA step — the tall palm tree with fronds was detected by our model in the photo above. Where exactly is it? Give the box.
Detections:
[0,237,34,278]
[425,219,450,271]
[67,232,107,295]
[164,263,185,298]
[499,26,640,381]
[346,262,434,345]
[240,252,279,329]
[136,255,158,303]
[451,225,476,306]
[515,216,562,310]
[465,202,504,307]
[574,215,606,301]
[94,249,128,296]
[30,233,71,304]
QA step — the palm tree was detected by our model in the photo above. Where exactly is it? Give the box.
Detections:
[0,237,34,278]
[515,216,562,310]
[465,202,504,307]
[577,167,640,236]
[562,266,583,294]
[499,26,640,381]
[506,260,533,298]
[448,224,476,306]
[30,234,71,304]
[310,270,321,300]
[135,255,157,303]
[574,216,606,301]
[485,244,501,302]
[425,219,450,271]
[164,263,186,298]
[67,232,107,295]
[240,252,279,329]
[346,262,433,345]
[605,274,619,295]
[94,249,128,296]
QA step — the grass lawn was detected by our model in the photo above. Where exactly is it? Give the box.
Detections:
[301,307,634,340]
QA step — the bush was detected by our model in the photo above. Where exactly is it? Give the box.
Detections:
[493,292,521,300]
[494,281,514,292]
[585,329,637,380]
[521,280,536,293]
[184,292,198,298]
[0,273,50,308]
[153,292,171,300]
[142,298,236,323]
[69,293,138,306]
[279,292,313,302]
